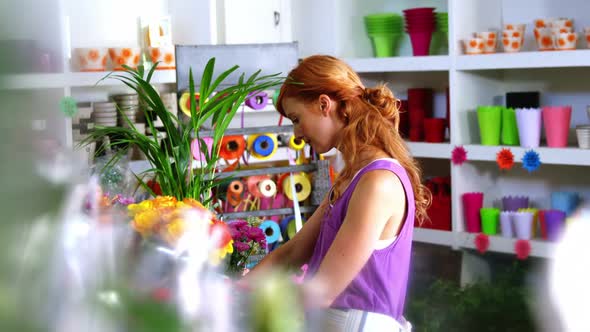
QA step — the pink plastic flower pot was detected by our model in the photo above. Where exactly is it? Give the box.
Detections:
[409,30,434,56]
[462,192,484,233]
[542,106,572,147]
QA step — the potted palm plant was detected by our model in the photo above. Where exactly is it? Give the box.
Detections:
[84,59,283,207]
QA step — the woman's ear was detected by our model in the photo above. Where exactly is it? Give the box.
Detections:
[318,94,331,116]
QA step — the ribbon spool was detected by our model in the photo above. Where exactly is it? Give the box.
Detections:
[245,91,269,110]
[247,134,278,160]
[288,135,305,151]
[259,220,281,244]
[179,91,201,117]
[282,173,312,202]
[277,173,290,194]
[258,179,277,198]
[191,137,213,161]
[247,175,269,198]
[280,216,307,240]
[219,135,246,160]
[226,180,244,207]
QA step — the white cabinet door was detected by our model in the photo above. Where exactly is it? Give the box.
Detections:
[222,0,292,44]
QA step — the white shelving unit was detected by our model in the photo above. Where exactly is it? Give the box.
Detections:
[406,142,452,159]
[0,69,176,90]
[346,56,450,73]
[291,0,590,264]
[463,145,590,166]
[456,232,557,258]
[455,50,590,70]
[414,230,558,259]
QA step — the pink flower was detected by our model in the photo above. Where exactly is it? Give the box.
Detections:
[117,196,135,205]
[248,227,266,244]
[228,227,240,239]
[514,239,531,260]
[451,146,467,165]
[230,220,248,229]
[474,233,489,254]
[234,241,250,252]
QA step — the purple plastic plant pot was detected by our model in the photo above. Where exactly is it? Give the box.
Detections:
[544,209,566,242]
[502,195,529,211]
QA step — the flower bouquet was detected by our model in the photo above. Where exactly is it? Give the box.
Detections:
[127,195,233,263]
[225,218,267,277]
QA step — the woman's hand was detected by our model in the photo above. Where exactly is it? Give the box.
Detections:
[240,197,329,284]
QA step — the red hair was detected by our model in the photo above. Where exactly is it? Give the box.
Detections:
[277,55,431,222]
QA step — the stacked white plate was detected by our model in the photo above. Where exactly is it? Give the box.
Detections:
[113,94,140,128]
[93,101,118,127]
[576,125,590,149]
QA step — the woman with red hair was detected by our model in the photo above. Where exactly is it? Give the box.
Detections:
[245,55,431,331]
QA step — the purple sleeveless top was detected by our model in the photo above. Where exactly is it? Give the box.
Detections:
[306,159,415,320]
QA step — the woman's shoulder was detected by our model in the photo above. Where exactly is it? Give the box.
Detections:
[354,167,404,198]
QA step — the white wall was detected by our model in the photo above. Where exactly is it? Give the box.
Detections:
[220,0,292,44]
[63,0,217,48]
[64,0,169,48]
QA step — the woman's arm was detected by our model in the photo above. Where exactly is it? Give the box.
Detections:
[303,170,405,307]
[240,196,329,284]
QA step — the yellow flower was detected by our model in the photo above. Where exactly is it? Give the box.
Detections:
[160,207,190,223]
[153,196,177,209]
[183,198,205,210]
[99,195,112,208]
[161,218,187,245]
[175,201,192,210]
[209,239,234,266]
[132,209,160,236]
[221,239,234,256]
[128,200,153,217]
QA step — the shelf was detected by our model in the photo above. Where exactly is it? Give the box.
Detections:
[407,142,452,159]
[456,50,590,71]
[463,145,590,166]
[345,56,450,73]
[71,69,176,87]
[221,206,318,219]
[413,228,559,259]
[214,164,317,180]
[0,69,176,90]
[456,232,557,259]
[413,228,456,247]
[199,125,293,137]
[129,146,300,174]
[1,72,68,90]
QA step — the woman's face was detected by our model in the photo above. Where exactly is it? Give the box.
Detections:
[281,96,344,154]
